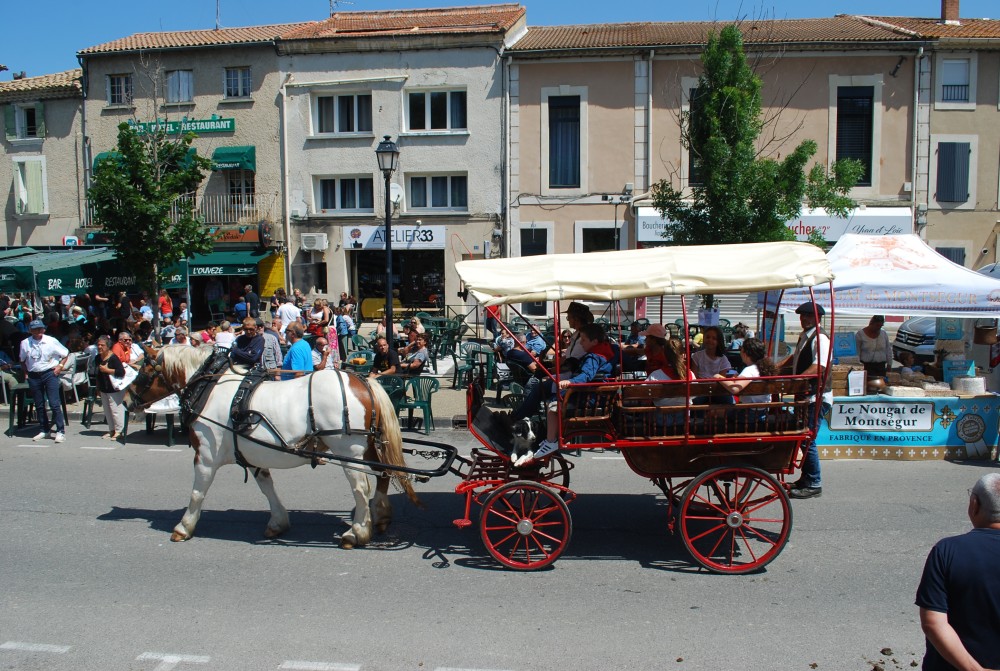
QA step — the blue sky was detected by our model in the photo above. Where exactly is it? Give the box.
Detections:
[3,0,996,79]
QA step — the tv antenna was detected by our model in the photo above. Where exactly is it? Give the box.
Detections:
[330,0,354,15]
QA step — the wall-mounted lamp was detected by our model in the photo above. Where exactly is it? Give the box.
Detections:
[889,56,906,78]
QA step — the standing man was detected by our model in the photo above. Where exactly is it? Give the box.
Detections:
[779,302,831,499]
[258,318,282,375]
[244,284,260,319]
[276,296,301,334]
[916,473,1000,671]
[281,322,312,380]
[230,317,264,366]
[19,319,69,443]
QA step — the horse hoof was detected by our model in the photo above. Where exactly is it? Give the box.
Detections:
[170,530,190,542]
[340,538,355,549]
[264,525,288,539]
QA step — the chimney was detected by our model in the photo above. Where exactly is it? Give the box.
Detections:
[942,0,960,24]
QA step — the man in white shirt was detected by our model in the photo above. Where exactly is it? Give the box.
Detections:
[275,298,302,334]
[19,319,69,443]
[779,302,832,499]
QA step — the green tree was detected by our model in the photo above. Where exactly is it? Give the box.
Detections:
[651,25,863,250]
[89,122,214,330]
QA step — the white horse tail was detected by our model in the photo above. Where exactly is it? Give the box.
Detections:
[367,379,420,507]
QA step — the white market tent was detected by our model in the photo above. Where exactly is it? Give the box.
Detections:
[777,234,1000,318]
[455,242,832,306]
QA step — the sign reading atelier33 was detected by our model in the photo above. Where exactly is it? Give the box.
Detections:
[342,225,446,250]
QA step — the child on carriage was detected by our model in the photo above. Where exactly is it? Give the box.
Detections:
[511,322,614,466]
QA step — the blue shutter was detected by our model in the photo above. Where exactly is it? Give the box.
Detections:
[937,142,971,202]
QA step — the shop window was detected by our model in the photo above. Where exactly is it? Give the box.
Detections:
[408,174,467,210]
[317,176,374,213]
[935,247,966,266]
[4,103,44,141]
[12,157,48,216]
[406,90,466,131]
[315,94,373,134]
[166,70,194,104]
[224,67,252,99]
[106,74,133,106]
[836,86,874,187]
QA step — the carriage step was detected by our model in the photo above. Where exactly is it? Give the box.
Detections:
[453,518,473,528]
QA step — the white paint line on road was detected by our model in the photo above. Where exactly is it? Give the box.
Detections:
[592,455,625,460]
[81,446,116,450]
[136,652,210,670]
[149,448,183,452]
[0,641,71,653]
[435,667,515,671]
[279,662,361,671]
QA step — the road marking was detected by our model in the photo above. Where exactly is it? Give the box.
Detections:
[592,455,625,460]
[435,668,515,671]
[0,641,71,653]
[149,448,183,452]
[81,446,116,450]
[136,652,210,670]
[279,662,360,671]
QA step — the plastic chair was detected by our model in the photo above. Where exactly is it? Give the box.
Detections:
[350,334,369,352]
[450,347,475,389]
[344,349,374,376]
[375,374,406,415]
[400,376,439,434]
[64,353,92,405]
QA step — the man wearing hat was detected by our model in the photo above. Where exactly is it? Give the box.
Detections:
[19,319,70,443]
[781,302,832,499]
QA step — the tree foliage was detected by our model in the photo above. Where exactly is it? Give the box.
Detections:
[89,122,214,296]
[650,25,864,247]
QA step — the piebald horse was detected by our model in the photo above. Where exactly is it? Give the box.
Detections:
[126,345,418,548]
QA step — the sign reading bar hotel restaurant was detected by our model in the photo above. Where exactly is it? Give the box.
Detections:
[129,118,236,135]
[342,225,446,250]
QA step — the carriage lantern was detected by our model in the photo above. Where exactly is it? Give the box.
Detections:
[375,135,400,330]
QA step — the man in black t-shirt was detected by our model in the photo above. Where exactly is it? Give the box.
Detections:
[244,284,260,319]
[916,472,1000,671]
[369,337,399,378]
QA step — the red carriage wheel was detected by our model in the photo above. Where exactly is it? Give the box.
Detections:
[677,466,792,574]
[480,480,572,571]
[533,453,572,490]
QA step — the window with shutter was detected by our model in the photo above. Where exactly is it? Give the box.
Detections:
[688,87,703,186]
[548,96,581,188]
[5,103,44,140]
[936,142,971,202]
[13,158,47,215]
[935,247,966,266]
[836,86,874,186]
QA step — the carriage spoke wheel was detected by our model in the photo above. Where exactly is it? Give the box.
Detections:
[480,480,572,571]
[678,466,792,574]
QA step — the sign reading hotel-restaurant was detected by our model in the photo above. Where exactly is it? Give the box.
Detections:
[129,118,236,135]
[342,225,446,250]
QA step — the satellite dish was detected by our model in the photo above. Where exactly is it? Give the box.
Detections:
[389,183,405,207]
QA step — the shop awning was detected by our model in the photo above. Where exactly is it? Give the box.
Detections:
[211,146,255,172]
[188,249,272,276]
[92,151,122,171]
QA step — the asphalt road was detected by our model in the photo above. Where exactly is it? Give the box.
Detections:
[0,419,995,671]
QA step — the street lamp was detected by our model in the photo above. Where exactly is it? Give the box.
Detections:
[375,135,400,331]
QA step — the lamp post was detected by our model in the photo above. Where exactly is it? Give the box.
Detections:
[375,135,401,331]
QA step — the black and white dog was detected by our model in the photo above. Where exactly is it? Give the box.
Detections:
[510,416,545,467]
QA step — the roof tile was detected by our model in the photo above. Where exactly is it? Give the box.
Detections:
[860,16,1000,39]
[78,23,310,56]
[0,69,82,101]
[281,4,525,40]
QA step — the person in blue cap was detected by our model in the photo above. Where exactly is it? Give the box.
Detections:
[19,319,69,443]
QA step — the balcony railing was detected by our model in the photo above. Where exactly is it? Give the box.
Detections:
[85,192,278,229]
[941,84,970,102]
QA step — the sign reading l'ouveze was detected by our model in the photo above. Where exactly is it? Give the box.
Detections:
[129,118,236,135]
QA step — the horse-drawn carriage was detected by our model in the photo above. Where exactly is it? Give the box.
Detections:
[451,241,834,572]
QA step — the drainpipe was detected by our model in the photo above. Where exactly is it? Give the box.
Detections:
[504,54,512,259]
[77,55,90,212]
[647,50,654,193]
[279,73,293,293]
[911,46,925,237]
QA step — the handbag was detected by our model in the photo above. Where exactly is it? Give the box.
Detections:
[110,364,139,392]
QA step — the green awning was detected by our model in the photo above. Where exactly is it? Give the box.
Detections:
[92,151,122,171]
[188,249,272,276]
[0,248,189,296]
[211,146,255,172]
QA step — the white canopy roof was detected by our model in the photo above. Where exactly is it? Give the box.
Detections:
[456,242,832,306]
[778,234,1000,317]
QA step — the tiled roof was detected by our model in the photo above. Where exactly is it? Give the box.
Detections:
[510,16,914,51]
[859,16,1000,39]
[0,69,82,101]
[281,4,525,40]
[78,23,310,56]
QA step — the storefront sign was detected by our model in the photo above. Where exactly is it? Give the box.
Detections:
[343,225,446,250]
[635,207,913,243]
[190,265,256,276]
[818,395,999,460]
[129,118,236,135]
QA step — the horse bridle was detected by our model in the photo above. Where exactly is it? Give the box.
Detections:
[128,351,170,412]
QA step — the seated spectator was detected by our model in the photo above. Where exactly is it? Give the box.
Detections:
[0,349,20,398]
[505,326,551,374]
[312,336,340,371]
[214,321,236,349]
[281,322,312,380]
[713,338,776,430]
[897,350,922,376]
[196,322,218,347]
[369,337,400,378]
[169,327,194,346]
[269,317,287,346]
[397,333,430,376]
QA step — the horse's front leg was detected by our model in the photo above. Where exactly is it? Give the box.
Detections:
[340,467,374,549]
[252,468,290,538]
[172,456,218,542]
